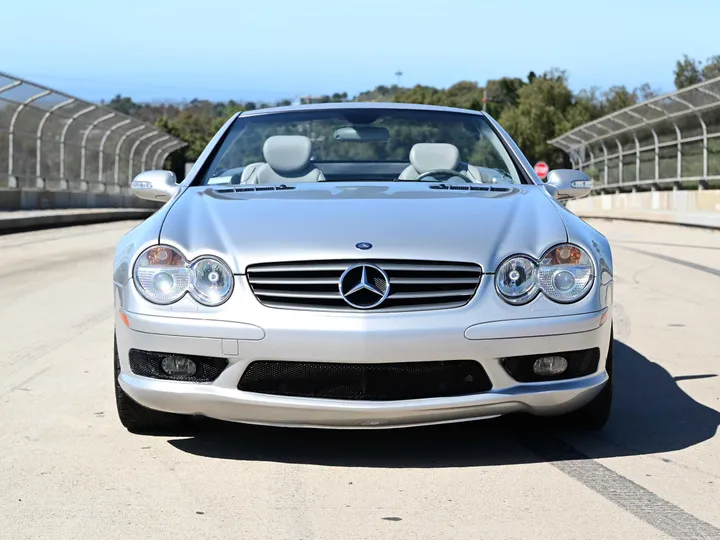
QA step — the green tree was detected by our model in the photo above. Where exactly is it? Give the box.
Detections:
[601,85,637,114]
[636,83,659,101]
[483,77,526,117]
[392,84,449,106]
[569,88,603,126]
[674,54,702,89]
[444,80,484,110]
[106,94,142,116]
[702,55,720,81]
[498,70,576,167]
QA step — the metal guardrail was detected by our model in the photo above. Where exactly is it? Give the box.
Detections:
[0,71,186,202]
[549,76,720,192]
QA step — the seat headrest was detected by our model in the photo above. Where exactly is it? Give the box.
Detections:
[409,143,460,174]
[263,135,312,173]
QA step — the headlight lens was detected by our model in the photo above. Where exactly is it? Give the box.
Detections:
[495,244,594,305]
[495,256,538,304]
[538,244,594,303]
[133,247,234,306]
[133,246,190,304]
[189,257,234,306]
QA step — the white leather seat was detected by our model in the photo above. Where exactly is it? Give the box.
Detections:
[241,135,325,184]
[398,143,484,182]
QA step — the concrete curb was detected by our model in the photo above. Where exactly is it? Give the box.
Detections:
[572,210,720,230]
[0,209,154,234]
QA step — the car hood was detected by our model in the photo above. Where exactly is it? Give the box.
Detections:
[160,183,568,273]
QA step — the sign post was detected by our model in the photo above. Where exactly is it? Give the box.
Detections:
[534,161,549,180]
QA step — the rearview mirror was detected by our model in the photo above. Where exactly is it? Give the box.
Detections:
[333,125,390,143]
[130,170,179,202]
[544,169,592,201]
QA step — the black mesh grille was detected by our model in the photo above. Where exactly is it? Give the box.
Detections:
[129,349,228,382]
[501,348,601,382]
[238,360,492,401]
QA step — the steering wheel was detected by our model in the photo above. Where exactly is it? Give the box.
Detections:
[415,169,474,183]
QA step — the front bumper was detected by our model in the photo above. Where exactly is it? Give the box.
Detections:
[115,298,612,429]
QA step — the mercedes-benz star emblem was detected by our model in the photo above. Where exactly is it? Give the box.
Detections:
[338,264,390,309]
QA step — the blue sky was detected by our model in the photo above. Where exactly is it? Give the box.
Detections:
[1,0,718,103]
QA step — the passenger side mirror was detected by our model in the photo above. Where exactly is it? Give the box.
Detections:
[130,170,179,202]
[544,169,592,201]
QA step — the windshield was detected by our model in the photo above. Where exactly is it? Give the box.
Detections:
[197,108,526,186]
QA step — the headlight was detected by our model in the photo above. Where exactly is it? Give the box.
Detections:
[133,246,190,305]
[189,257,234,306]
[495,244,594,305]
[495,255,539,305]
[133,246,234,306]
[538,244,594,303]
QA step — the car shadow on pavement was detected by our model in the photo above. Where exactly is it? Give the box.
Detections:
[167,340,719,467]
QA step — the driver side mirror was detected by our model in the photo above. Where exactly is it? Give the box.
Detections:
[544,169,593,201]
[131,170,179,202]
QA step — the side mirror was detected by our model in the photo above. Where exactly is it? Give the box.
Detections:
[544,169,593,201]
[130,170,179,202]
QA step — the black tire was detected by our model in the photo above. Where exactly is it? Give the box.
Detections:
[566,326,614,429]
[114,335,189,434]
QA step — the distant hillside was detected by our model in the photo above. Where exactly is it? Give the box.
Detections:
[103,54,718,170]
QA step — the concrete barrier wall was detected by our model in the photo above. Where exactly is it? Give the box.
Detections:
[567,190,720,229]
[0,189,161,211]
[0,208,155,234]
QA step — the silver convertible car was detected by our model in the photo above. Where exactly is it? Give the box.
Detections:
[113,103,614,433]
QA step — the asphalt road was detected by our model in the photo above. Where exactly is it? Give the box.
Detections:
[1,219,718,540]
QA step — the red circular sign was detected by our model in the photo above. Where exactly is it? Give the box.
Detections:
[534,161,549,179]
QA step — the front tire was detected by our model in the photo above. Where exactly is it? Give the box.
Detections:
[566,327,614,429]
[114,335,188,434]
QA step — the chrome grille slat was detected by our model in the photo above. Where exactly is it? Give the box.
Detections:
[258,300,471,313]
[377,263,480,273]
[390,277,479,285]
[251,277,339,285]
[246,259,482,312]
[246,263,350,273]
[390,289,476,300]
[255,290,342,299]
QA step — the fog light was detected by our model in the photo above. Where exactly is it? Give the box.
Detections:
[161,356,197,376]
[533,356,568,376]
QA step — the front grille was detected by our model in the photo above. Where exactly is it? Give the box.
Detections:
[246,259,482,311]
[129,349,228,382]
[238,360,492,401]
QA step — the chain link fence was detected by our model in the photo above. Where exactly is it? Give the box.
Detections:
[0,71,186,210]
[550,76,720,192]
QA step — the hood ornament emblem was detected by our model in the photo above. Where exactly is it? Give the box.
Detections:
[338,264,390,309]
[355,242,373,250]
